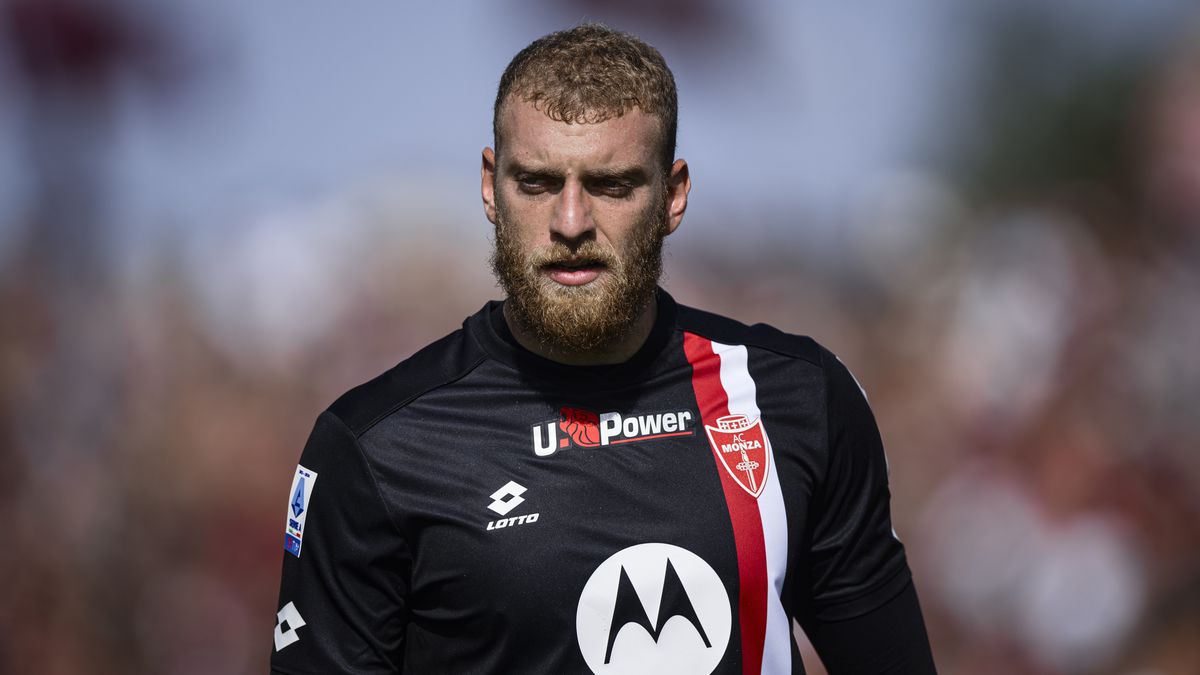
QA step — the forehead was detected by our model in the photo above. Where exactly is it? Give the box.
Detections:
[496,99,663,171]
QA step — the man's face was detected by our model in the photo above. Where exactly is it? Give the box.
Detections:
[482,99,687,355]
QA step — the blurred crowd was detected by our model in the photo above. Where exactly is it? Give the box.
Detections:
[1,2,1199,674]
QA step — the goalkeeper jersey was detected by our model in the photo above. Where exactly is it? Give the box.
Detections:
[270,289,915,674]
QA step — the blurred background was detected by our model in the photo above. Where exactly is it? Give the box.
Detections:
[2,0,1199,673]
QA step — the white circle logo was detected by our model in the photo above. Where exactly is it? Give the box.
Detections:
[576,543,731,675]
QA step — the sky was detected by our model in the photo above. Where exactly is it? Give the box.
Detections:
[0,0,1195,267]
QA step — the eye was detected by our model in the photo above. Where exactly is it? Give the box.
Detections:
[588,179,634,198]
[515,174,558,195]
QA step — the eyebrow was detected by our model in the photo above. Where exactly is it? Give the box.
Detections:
[583,166,649,184]
[505,161,649,184]
[505,162,562,179]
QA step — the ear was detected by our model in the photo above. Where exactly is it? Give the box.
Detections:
[481,147,498,225]
[665,158,690,236]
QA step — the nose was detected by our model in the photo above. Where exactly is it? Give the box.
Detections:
[549,181,594,242]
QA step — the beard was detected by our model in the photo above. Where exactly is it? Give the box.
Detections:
[490,190,668,356]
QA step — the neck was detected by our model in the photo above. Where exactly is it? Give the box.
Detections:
[503,297,658,366]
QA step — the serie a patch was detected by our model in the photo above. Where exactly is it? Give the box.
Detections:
[284,464,318,557]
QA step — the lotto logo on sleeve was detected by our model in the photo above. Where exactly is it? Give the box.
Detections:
[284,465,318,557]
[274,601,306,651]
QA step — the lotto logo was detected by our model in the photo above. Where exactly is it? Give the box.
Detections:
[487,481,527,516]
[486,480,540,531]
[274,601,306,651]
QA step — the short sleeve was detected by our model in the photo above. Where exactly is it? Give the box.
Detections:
[798,348,911,622]
[270,410,409,674]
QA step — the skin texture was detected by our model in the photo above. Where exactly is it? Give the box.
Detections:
[482,97,691,365]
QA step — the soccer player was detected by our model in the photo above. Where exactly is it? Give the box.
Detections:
[271,24,937,675]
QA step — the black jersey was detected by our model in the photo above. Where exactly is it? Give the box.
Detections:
[270,290,919,674]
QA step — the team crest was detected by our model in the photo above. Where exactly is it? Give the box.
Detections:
[703,415,770,498]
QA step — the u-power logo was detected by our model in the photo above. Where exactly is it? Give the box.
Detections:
[532,406,695,457]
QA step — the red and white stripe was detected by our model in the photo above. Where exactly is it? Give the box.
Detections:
[683,333,792,674]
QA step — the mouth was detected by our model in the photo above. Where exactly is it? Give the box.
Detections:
[541,258,607,286]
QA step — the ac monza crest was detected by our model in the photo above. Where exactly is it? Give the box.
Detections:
[703,414,770,499]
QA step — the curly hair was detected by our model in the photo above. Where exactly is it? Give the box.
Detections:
[493,24,678,172]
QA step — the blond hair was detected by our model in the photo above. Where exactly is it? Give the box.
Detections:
[493,24,678,171]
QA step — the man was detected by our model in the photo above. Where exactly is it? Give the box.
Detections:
[271,24,937,674]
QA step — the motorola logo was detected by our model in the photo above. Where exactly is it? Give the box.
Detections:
[576,543,731,675]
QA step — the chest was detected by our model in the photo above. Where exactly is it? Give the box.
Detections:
[386,370,820,569]
[364,366,825,670]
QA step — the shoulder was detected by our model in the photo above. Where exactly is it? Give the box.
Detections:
[674,302,825,369]
[326,325,488,438]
